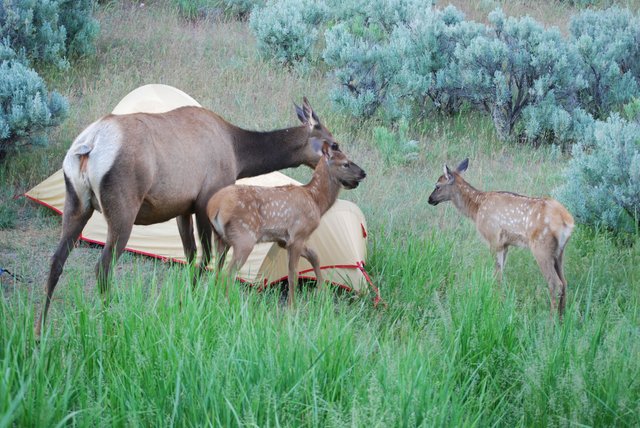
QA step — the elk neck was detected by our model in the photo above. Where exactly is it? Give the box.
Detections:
[451,175,486,222]
[233,125,311,179]
[304,159,341,216]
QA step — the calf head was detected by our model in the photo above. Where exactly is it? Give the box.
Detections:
[428,158,469,205]
[322,142,366,189]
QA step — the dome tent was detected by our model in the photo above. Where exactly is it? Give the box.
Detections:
[26,84,379,301]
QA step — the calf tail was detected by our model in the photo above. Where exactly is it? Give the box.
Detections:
[211,210,225,241]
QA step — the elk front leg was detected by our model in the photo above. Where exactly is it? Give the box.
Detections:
[286,245,303,306]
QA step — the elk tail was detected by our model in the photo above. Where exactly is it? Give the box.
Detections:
[211,210,226,241]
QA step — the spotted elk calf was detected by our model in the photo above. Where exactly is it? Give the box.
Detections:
[207,142,366,305]
[428,159,574,318]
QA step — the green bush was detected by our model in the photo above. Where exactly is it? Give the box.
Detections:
[570,7,640,119]
[393,5,485,116]
[556,114,640,233]
[0,1,98,66]
[372,120,419,167]
[58,0,100,57]
[453,9,586,144]
[0,0,68,68]
[322,0,433,119]
[0,59,69,158]
[249,0,324,67]
[0,1,96,160]
[225,0,264,20]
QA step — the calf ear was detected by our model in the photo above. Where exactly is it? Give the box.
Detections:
[444,165,455,184]
[321,141,331,158]
[457,158,469,173]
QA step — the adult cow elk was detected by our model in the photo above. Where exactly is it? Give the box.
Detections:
[35,97,338,337]
[428,158,574,319]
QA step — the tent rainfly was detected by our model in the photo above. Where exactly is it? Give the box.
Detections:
[26,84,380,301]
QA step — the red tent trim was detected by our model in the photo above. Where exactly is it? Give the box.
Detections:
[25,193,382,303]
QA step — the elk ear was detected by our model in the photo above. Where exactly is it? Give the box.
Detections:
[457,158,469,173]
[302,97,320,128]
[321,141,331,158]
[295,102,306,124]
[444,165,455,183]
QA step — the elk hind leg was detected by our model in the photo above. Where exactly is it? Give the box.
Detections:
[301,246,323,291]
[494,246,509,284]
[554,242,570,317]
[532,244,565,319]
[224,236,255,299]
[95,203,137,297]
[177,214,198,286]
[35,194,94,337]
[196,210,214,281]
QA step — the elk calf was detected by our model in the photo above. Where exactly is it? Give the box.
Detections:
[428,158,574,318]
[207,142,366,305]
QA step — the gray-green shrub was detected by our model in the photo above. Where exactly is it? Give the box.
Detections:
[58,0,100,57]
[0,0,68,68]
[570,7,640,119]
[556,114,640,233]
[0,59,68,157]
[323,20,404,119]
[249,0,324,67]
[453,9,586,144]
[322,0,429,120]
[0,0,98,67]
[393,5,486,116]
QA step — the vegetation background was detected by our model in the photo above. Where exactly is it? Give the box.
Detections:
[1,0,639,426]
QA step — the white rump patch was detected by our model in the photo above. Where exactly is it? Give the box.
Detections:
[62,119,122,211]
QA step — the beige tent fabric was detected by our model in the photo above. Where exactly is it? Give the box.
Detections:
[26,84,376,296]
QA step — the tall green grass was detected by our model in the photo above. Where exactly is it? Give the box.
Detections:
[1,1,639,426]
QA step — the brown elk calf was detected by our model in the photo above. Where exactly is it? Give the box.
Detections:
[428,158,574,318]
[207,142,366,305]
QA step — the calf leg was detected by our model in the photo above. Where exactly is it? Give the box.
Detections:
[532,245,565,320]
[301,246,323,289]
[494,246,509,284]
[554,246,569,317]
[213,231,229,274]
[35,191,94,338]
[225,236,256,299]
[286,244,303,306]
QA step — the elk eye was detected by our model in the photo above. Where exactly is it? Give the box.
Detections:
[331,142,339,150]
[342,162,350,168]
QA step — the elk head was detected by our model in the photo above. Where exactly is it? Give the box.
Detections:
[428,158,469,205]
[295,97,342,168]
[321,142,366,189]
